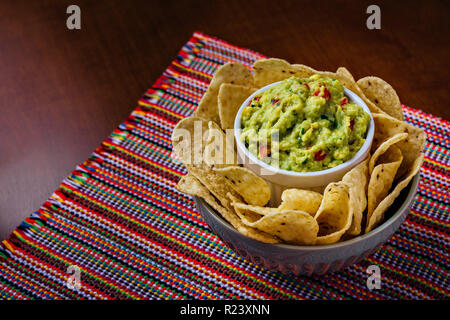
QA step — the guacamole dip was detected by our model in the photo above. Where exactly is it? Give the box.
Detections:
[240,75,370,172]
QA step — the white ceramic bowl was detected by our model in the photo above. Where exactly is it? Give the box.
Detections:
[234,81,374,205]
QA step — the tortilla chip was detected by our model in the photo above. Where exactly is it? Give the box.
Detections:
[253,58,333,88]
[177,173,236,224]
[372,113,426,178]
[230,188,322,217]
[194,62,253,123]
[366,153,424,233]
[213,166,271,206]
[171,117,209,165]
[253,210,318,245]
[369,132,408,174]
[278,189,323,216]
[334,67,385,115]
[342,159,369,235]
[232,200,318,245]
[187,164,241,211]
[218,84,256,130]
[253,58,302,87]
[203,121,237,168]
[177,174,244,237]
[182,169,278,243]
[230,201,279,217]
[314,182,353,245]
[357,76,403,120]
[226,193,280,243]
[366,146,403,230]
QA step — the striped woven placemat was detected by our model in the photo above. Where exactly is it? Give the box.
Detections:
[0,32,448,300]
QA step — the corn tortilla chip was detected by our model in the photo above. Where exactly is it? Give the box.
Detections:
[187,164,242,211]
[372,113,426,179]
[253,58,313,88]
[342,159,369,235]
[218,84,256,130]
[227,193,280,243]
[366,146,403,230]
[252,210,318,245]
[278,189,323,216]
[214,166,271,206]
[366,153,424,233]
[194,62,253,123]
[203,121,237,168]
[314,182,353,245]
[357,76,403,120]
[232,201,318,245]
[335,67,385,115]
[230,201,279,217]
[171,117,209,165]
[230,188,322,217]
[177,173,237,225]
[181,171,278,244]
[228,194,275,230]
[253,58,333,88]
[177,174,246,238]
[369,132,408,174]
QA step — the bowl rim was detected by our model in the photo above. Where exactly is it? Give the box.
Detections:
[196,173,420,250]
[233,80,375,177]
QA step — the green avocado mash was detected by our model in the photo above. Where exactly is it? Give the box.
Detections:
[240,75,370,172]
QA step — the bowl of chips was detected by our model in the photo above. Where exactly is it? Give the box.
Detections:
[172,58,426,275]
[194,173,419,275]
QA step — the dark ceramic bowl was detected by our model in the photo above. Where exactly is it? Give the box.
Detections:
[194,174,420,276]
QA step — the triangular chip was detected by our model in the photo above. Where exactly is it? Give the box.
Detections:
[230,201,279,217]
[252,58,333,88]
[186,164,242,210]
[357,76,403,120]
[335,67,385,115]
[177,173,236,224]
[314,182,353,244]
[194,62,253,123]
[229,188,322,218]
[231,198,318,245]
[278,189,323,217]
[372,113,426,178]
[177,174,278,243]
[218,83,256,130]
[171,117,209,165]
[214,166,270,206]
[369,132,408,174]
[342,159,369,235]
[366,153,424,233]
[367,146,403,228]
[203,121,237,168]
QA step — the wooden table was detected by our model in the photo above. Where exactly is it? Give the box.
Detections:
[0,0,448,240]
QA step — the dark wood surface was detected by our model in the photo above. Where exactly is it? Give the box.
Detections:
[0,0,448,240]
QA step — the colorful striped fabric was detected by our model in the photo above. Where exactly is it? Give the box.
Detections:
[0,32,448,300]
